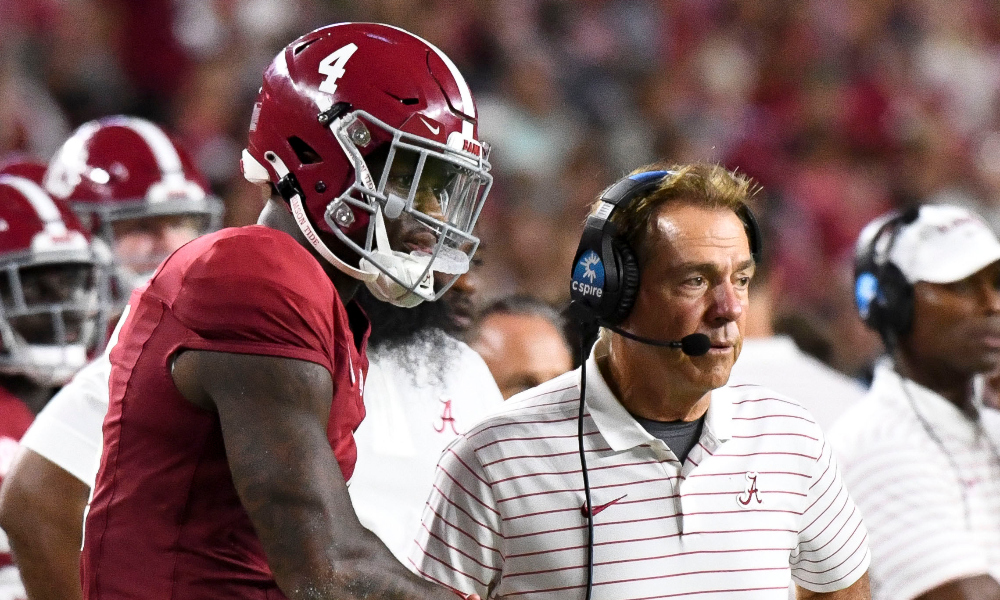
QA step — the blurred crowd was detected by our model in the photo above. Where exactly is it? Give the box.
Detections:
[6,0,1000,380]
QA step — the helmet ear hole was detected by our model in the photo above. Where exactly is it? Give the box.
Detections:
[288,137,322,164]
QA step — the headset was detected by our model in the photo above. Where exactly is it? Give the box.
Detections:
[566,169,762,600]
[853,206,920,349]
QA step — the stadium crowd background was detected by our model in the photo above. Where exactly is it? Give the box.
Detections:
[5,0,1000,382]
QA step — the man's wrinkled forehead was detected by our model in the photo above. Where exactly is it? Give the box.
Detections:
[649,204,750,258]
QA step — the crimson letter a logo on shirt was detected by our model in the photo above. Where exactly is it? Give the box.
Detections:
[434,398,459,435]
[737,471,763,507]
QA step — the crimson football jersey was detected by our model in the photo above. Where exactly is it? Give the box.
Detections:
[0,386,33,571]
[81,226,369,599]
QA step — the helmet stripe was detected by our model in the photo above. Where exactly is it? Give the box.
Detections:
[0,175,65,227]
[43,120,102,199]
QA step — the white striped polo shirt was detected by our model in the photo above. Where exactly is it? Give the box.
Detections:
[829,362,1000,600]
[410,347,870,599]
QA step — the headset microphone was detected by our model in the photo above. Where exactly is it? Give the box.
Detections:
[603,326,712,356]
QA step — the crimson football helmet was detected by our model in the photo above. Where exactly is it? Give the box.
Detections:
[43,116,223,295]
[0,155,48,183]
[0,175,109,385]
[241,22,493,307]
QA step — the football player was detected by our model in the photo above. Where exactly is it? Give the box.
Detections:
[0,174,105,600]
[80,23,490,600]
[43,115,224,322]
[0,117,221,600]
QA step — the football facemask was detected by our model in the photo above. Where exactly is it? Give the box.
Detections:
[334,111,491,306]
[250,109,492,307]
[0,261,102,385]
[0,174,107,385]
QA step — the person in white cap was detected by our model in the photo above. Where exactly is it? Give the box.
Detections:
[830,204,1000,600]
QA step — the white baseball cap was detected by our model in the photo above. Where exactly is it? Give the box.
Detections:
[889,204,1000,284]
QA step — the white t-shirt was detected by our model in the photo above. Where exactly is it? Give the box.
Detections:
[18,353,111,488]
[729,336,867,431]
[829,362,1000,600]
[411,340,871,599]
[349,338,504,564]
[18,307,129,488]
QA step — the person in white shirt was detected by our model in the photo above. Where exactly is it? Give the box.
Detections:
[830,204,1000,600]
[411,164,871,599]
[349,286,504,564]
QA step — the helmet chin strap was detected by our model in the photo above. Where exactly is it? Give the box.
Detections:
[256,149,377,283]
[289,195,377,282]
[359,206,434,308]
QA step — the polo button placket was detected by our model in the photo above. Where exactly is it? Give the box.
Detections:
[678,430,724,534]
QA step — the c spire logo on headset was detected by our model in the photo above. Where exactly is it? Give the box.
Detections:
[572,250,605,299]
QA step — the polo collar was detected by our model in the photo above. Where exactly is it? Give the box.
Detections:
[703,385,734,443]
[582,336,735,452]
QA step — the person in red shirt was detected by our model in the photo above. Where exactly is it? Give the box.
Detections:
[80,22,493,600]
[0,172,106,600]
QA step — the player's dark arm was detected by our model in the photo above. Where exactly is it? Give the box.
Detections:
[914,575,1000,600]
[0,448,88,600]
[172,350,465,600]
[797,572,871,599]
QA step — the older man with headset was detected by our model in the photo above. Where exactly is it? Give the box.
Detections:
[831,204,1000,600]
[410,164,872,600]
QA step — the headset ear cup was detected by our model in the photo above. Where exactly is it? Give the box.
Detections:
[607,240,640,325]
[877,263,913,337]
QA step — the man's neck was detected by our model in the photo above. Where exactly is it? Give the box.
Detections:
[257,198,362,304]
[893,351,975,412]
[598,341,712,422]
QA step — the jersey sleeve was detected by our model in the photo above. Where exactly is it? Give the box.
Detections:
[166,230,339,373]
[19,353,111,487]
[836,439,988,600]
[791,436,871,593]
[409,434,503,598]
